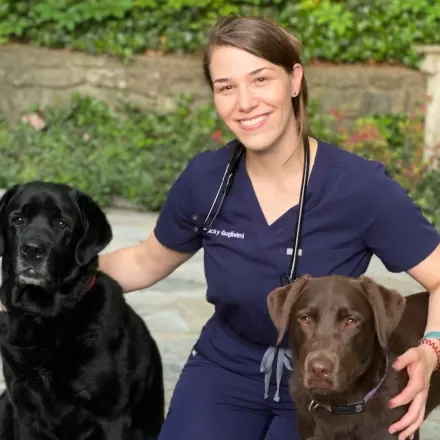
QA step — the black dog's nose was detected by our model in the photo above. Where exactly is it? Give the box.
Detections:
[20,239,46,259]
[307,356,335,377]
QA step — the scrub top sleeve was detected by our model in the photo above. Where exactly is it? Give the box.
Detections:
[154,157,202,253]
[362,165,440,273]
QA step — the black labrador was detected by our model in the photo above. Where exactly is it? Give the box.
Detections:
[267,274,440,440]
[0,182,164,439]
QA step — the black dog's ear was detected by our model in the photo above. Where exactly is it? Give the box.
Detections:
[72,190,113,266]
[358,276,406,349]
[0,185,21,257]
[267,274,311,345]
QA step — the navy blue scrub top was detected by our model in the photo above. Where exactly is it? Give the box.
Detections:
[154,138,440,381]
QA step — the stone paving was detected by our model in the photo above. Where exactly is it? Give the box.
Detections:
[0,207,439,438]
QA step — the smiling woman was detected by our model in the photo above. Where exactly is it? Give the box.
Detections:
[202,16,308,144]
[210,49,299,151]
[98,15,440,440]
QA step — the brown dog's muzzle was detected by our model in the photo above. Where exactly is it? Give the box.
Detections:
[302,346,344,392]
[307,354,334,377]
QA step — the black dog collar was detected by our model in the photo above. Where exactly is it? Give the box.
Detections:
[308,353,389,415]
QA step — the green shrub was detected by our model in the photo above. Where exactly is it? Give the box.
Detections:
[0,0,439,67]
[1,93,439,229]
[0,93,230,210]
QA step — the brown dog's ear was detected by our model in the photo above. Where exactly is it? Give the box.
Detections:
[358,276,406,349]
[267,274,311,345]
[0,184,20,257]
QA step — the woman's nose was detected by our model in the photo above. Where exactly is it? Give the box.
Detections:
[237,85,257,112]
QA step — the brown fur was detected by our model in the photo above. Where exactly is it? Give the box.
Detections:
[267,274,440,440]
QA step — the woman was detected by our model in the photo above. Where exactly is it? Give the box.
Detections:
[99,16,440,440]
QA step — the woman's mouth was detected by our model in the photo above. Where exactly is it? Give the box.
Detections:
[238,114,269,131]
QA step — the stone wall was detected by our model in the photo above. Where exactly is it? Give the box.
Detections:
[0,43,426,126]
[417,45,440,153]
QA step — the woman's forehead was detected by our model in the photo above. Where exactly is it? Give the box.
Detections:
[209,46,280,82]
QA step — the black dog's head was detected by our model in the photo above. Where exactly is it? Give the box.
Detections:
[0,182,112,313]
[267,274,406,397]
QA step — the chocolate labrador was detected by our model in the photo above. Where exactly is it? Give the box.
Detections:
[267,274,440,440]
[0,182,164,439]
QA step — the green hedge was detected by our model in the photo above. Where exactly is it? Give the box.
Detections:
[1,93,439,229]
[0,0,439,67]
[0,94,229,210]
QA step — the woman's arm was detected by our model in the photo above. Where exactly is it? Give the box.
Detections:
[387,245,440,440]
[98,231,196,293]
[409,243,440,334]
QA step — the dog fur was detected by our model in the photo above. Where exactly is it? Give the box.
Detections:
[0,182,164,439]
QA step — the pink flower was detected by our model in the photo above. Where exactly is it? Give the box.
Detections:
[211,130,223,144]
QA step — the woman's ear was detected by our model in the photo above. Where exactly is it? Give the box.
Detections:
[291,63,303,98]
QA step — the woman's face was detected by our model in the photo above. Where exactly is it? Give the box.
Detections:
[209,45,303,154]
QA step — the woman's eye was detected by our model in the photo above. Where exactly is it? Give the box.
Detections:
[218,85,233,93]
[255,77,268,84]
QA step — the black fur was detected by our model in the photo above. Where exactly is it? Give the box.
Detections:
[0,181,164,439]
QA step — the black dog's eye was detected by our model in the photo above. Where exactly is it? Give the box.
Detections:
[55,220,68,230]
[11,216,25,227]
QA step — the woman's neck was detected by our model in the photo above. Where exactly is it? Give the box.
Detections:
[245,135,316,181]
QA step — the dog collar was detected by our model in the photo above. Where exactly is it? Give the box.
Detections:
[0,273,97,315]
[307,353,389,415]
[87,274,97,291]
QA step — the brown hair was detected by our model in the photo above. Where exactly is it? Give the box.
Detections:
[203,15,309,140]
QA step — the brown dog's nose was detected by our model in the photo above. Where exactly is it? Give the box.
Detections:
[307,356,334,377]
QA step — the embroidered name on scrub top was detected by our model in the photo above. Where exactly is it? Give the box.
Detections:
[207,228,245,239]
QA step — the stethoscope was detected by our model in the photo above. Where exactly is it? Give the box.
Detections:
[192,136,310,287]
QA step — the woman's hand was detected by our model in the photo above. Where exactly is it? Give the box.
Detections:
[388,343,438,440]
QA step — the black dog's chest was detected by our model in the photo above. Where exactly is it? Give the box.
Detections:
[2,343,83,407]
[0,314,100,424]
[2,344,64,388]
[1,316,76,379]
[1,343,106,439]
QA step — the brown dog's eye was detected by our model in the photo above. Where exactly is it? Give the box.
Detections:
[346,318,357,327]
[299,315,311,325]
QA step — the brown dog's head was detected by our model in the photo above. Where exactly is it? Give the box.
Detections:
[267,274,406,396]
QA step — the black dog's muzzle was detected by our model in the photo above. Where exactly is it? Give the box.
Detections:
[20,237,47,261]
